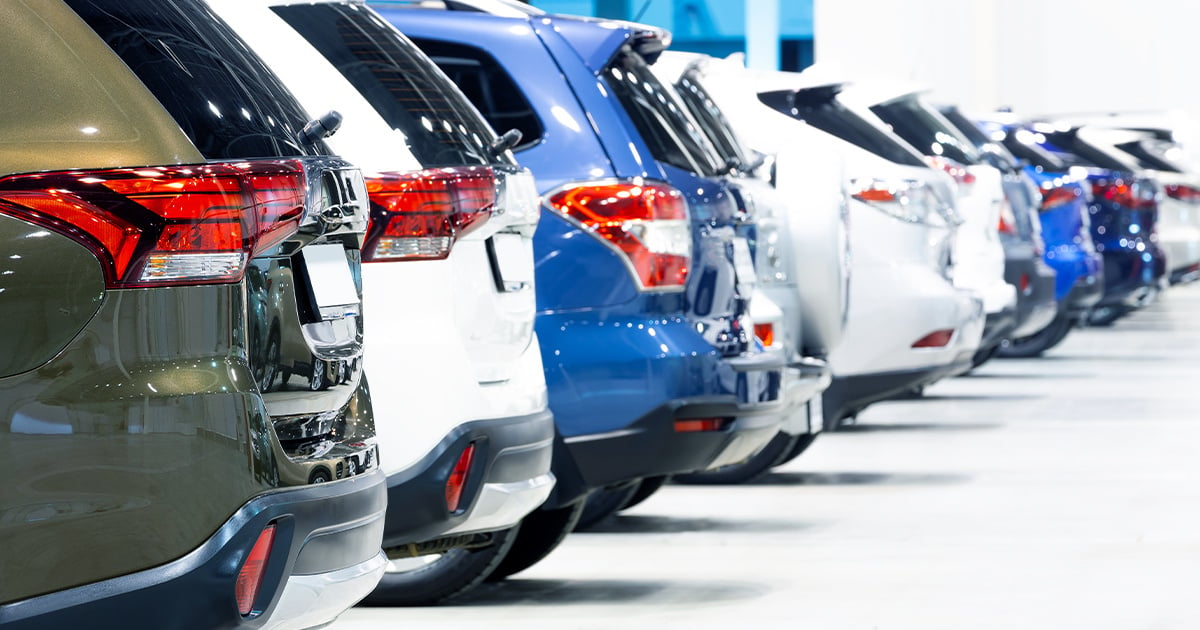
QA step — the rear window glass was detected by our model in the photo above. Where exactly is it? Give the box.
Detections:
[412,38,544,152]
[779,91,927,168]
[1000,128,1068,172]
[273,4,512,168]
[675,70,752,172]
[1039,131,1133,172]
[871,98,981,165]
[66,0,325,160]
[604,50,722,177]
[1114,139,1185,173]
[940,107,1020,170]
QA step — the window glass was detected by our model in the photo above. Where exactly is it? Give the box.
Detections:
[67,0,325,159]
[604,50,722,177]
[871,98,981,165]
[675,71,753,171]
[413,38,544,152]
[783,92,928,168]
[274,4,513,168]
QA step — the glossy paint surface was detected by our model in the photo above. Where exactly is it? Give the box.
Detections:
[1023,167,1103,301]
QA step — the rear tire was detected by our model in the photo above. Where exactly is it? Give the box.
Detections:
[996,311,1072,358]
[773,433,818,467]
[487,501,586,581]
[619,475,670,511]
[673,431,797,485]
[573,481,641,531]
[361,526,521,606]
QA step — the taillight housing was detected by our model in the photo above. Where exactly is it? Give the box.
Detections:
[1090,177,1158,210]
[445,442,476,513]
[1040,185,1080,212]
[1164,184,1200,203]
[998,197,1018,235]
[236,523,277,617]
[0,161,306,288]
[547,180,691,290]
[849,178,951,226]
[362,166,495,262]
[926,156,976,194]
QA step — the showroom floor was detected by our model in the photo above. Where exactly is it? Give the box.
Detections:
[335,284,1200,630]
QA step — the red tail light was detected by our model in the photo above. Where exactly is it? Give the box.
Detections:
[998,198,1018,235]
[1090,178,1157,210]
[1164,184,1200,203]
[548,181,691,290]
[1040,186,1079,212]
[0,161,305,288]
[926,156,975,193]
[445,442,476,513]
[236,523,277,616]
[674,417,731,433]
[363,167,495,262]
[912,329,954,348]
[1019,273,1032,296]
[754,322,775,347]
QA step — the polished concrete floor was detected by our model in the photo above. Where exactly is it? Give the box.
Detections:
[334,283,1200,630]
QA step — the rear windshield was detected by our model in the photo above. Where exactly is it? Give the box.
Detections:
[604,49,723,177]
[273,3,513,168]
[66,0,326,159]
[1001,128,1069,172]
[675,70,753,172]
[1114,139,1185,173]
[413,38,544,152]
[1039,131,1133,172]
[776,91,927,167]
[871,98,981,165]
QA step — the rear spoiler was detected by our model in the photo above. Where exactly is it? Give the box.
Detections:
[757,82,847,116]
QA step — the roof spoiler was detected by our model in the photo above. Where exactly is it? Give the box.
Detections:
[757,82,846,116]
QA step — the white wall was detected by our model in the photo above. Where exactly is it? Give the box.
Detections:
[814,0,1200,129]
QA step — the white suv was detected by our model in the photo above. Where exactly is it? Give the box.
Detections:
[209,0,554,605]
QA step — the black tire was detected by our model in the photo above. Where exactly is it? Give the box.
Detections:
[996,311,1073,358]
[574,481,641,531]
[619,475,670,511]
[308,358,327,391]
[1087,305,1126,327]
[361,525,521,606]
[773,433,818,467]
[673,431,798,485]
[970,342,1000,370]
[258,331,280,392]
[488,501,586,581]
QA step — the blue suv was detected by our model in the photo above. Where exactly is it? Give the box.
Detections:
[375,3,786,577]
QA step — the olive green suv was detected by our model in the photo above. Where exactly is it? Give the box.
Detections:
[0,1,385,628]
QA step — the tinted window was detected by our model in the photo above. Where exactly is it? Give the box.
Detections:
[1001,129,1068,172]
[67,0,325,160]
[769,91,927,168]
[274,4,512,168]
[1040,131,1132,172]
[675,71,752,172]
[940,107,1019,170]
[413,39,544,152]
[604,50,722,177]
[871,98,981,165]
[1115,139,1185,173]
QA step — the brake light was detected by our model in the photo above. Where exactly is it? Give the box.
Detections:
[926,156,975,193]
[548,181,690,289]
[363,167,495,262]
[1040,186,1079,212]
[1164,184,1200,203]
[998,198,1018,235]
[445,442,476,513]
[236,523,277,616]
[0,161,305,288]
[754,322,775,347]
[912,329,954,348]
[850,179,945,225]
[674,417,731,432]
[1090,178,1157,210]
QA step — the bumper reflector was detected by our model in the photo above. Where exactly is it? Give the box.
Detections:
[236,523,277,616]
[674,417,732,433]
[445,442,476,513]
[912,329,955,348]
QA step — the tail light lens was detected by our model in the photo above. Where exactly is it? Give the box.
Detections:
[1040,185,1080,212]
[998,198,1018,235]
[363,166,495,262]
[445,442,476,513]
[1164,184,1200,203]
[926,156,976,194]
[912,329,954,348]
[754,322,775,347]
[674,417,731,432]
[0,161,305,288]
[548,181,691,290]
[236,523,277,616]
[849,179,948,225]
[1090,178,1158,210]
[1019,273,1032,296]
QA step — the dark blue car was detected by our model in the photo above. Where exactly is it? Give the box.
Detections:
[375,2,785,577]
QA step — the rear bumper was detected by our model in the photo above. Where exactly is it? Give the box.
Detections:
[1006,249,1059,338]
[822,358,972,430]
[1097,244,1164,309]
[0,469,387,630]
[1064,272,1104,318]
[778,357,832,435]
[381,409,555,548]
